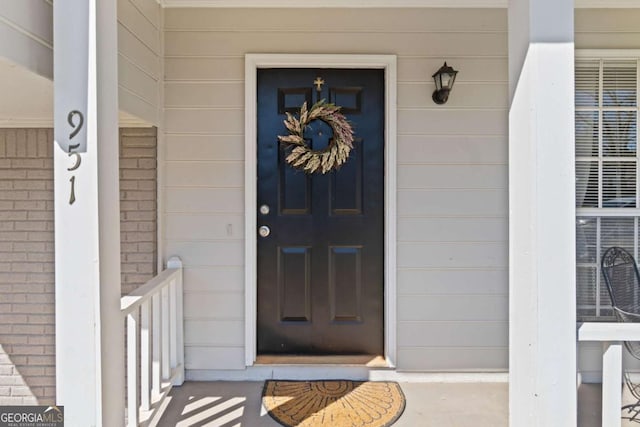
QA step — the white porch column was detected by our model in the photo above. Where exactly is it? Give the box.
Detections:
[508,0,576,426]
[53,1,123,426]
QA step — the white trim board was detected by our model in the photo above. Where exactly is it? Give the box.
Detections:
[244,54,398,368]
[576,49,640,59]
[161,0,640,8]
[164,0,504,7]
[187,368,509,383]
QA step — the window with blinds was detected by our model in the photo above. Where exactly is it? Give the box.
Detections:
[576,58,639,320]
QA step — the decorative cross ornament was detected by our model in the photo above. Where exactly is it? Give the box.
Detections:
[313,77,325,92]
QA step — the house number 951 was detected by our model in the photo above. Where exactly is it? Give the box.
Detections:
[67,110,83,205]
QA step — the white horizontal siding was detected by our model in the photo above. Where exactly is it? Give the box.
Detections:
[398,218,507,242]
[182,266,245,292]
[398,242,507,268]
[576,9,640,33]
[164,240,243,267]
[398,295,508,321]
[576,8,640,51]
[576,34,640,50]
[165,161,243,187]
[399,82,508,109]
[166,135,243,161]
[165,109,244,134]
[184,292,244,320]
[398,135,507,164]
[0,1,52,79]
[165,188,243,213]
[164,56,508,82]
[398,269,507,295]
[165,32,506,57]
[164,8,506,32]
[398,347,508,371]
[164,213,244,240]
[399,189,507,216]
[185,319,244,346]
[398,57,507,82]
[398,165,507,189]
[117,0,161,125]
[399,109,506,135]
[185,346,245,370]
[163,7,509,372]
[165,82,244,107]
[575,8,640,381]
[165,57,245,81]
[398,322,507,347]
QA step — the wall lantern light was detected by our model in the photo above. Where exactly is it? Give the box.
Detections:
[432,62,458,105]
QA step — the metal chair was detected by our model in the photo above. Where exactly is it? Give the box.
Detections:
[601,246,640,421]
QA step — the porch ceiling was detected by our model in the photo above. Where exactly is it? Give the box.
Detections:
[160,0,640,8]
[0,57,51,127]
[0,57,150,128]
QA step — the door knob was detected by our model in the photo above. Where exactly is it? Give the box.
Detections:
[258,225,271,238]
[259,204,270,215]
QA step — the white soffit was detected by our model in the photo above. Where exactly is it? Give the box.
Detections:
[0,57,52,127]
[160,0,640,7]
[0,58,151,128]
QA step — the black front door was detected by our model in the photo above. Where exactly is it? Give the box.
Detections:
[257,68,384,355]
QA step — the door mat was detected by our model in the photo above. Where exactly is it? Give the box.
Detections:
[262,380,406,427]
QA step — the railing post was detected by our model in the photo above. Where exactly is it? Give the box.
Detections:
[151,293,162,400]
[127,312,139,427]
[161,286,170,380]
[169,278,177,373]
[602,341,623,427]
[140,302,151,411]
[167,256,184,385]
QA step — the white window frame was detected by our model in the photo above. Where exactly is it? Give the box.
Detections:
[576,50,640,320]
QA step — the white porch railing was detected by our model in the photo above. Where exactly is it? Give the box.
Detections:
[120,256,184,426]
[578,322,640,427]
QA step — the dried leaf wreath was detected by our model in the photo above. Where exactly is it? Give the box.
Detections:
[277,100,354,174]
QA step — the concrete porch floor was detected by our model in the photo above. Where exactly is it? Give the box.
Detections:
[150,380,640,426]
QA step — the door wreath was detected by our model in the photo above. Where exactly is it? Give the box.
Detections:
[277,100,354,174]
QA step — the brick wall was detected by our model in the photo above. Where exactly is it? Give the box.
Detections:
[119,128,158,295]
[0,129,54,404]
[0,128,157,405]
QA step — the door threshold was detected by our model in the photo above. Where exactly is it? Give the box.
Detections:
[255,355,390,368]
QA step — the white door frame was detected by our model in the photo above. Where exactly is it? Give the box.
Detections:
[244,54,397,366]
